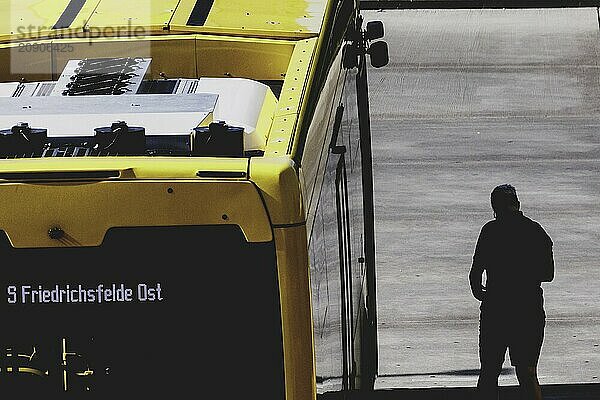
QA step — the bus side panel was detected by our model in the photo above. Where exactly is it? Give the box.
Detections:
[303,50,346,394]
[302,52,346,238]
[337,62,370,392]
[306,46,375,395]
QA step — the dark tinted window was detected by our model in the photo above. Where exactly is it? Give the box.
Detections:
[0,225,284,398]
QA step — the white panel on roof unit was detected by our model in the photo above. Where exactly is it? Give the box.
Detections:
[0,93,217,136]
[13,83,38,97]
[1,70,272,152]
[0,82,19,97]
[196,78,270,151]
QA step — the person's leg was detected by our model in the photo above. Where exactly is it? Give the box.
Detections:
[478,310,506,400]
[511,307,546,400]
[515,365,542,400]
[477,364,503,400]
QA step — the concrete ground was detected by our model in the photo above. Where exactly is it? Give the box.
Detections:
[363,7,600,389]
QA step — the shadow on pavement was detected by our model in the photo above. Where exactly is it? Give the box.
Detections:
[378,367,511,377]
[320,383,600,399]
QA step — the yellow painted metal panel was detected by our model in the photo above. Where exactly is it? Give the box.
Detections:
[84,0,179,33]
[250,157,304,226]
[171,0,326,38]
[276,39,315,115]
[170,23,316,41]
[265,38,316,156]
[255,88,278,149]
[195,35,294,80]
[1,0,328,42]
[273,225,316,400]
[0,157,249,179]
[0,40,53,81]
[0,32,295,82]
[206,0,321,33]
[287,0,338,161]
[266,115,297,157]
[0,178,272,247]
[0,0,71,40]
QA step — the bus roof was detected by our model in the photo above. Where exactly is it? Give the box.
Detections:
[0,0,354,166]
[0,0,328,42]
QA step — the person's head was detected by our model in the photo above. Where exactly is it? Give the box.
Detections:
[490,184,520,218]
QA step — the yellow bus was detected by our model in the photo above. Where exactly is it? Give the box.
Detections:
[0,0,388,398]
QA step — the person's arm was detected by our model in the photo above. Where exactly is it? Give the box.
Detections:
[469,262,486,301]
[470,226,488,301]
[540,231,554,282]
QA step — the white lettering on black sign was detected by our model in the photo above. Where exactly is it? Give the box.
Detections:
[6,283,163,304]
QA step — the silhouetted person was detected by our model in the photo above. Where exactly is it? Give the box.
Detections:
[470,184,554,400]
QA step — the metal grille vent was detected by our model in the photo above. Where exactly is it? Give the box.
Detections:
[60,57,151,96]
[0,146,114,159]
[41,145,111,157]
[34,82,56,97]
